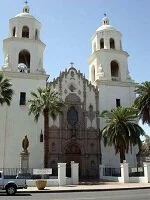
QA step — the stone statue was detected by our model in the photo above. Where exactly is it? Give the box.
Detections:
[22,135,29,153]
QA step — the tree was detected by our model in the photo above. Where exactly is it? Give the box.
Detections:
[134,81,150,125]
[28,84,65,168]
[140,134,150,157]
[100,107,145,163]
[0,72,13,105]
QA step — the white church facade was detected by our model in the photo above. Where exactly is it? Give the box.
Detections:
[0,5,138,178]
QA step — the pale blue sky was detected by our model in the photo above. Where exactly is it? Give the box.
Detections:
[0,0,149,133]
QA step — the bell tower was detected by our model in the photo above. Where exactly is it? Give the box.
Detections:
[89,14,132,84]
[2,3,45,74]
[88,14,136,124]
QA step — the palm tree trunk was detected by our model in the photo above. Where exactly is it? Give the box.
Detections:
[120,147,126,163]
[44,109,49,168]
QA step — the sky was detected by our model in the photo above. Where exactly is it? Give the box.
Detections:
[0,0,149,134]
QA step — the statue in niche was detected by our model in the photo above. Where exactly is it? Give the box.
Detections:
[22,135,29,153]
[98,64,105,77]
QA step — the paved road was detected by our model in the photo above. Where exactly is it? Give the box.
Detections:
[0,189,150,200]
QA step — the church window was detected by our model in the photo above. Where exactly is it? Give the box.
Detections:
[40,130,43,142]
[110,38,115,49]
[116,99,121,107]
[19,92,26,105]
[18,50,30,72]
[22,26,29,38]
[100,38,104,49]
[35,29,38,40]
[13,27,16,37]
[67,106,78,126]
[110,60,120,81]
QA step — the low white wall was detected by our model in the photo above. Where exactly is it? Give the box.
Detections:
[102,176,121,182]
[66,177,72,185]
[129,177,147,183]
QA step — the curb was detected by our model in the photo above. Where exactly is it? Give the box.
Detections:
[17,186,150,193]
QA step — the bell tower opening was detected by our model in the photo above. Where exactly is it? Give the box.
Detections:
[18,50,30,72]
[110,38,115,49]
[100,38,104,49]
[22,26,29,38]
[111,61,120,81]
[12,27,16,37]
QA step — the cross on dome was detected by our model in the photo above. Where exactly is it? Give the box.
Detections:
[102,13,109,25]
[23,1,30,13]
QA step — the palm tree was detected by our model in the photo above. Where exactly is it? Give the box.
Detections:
[134,81,150,125]
[100,107,145,163]
[28,84,65,168]
[0,72,13,105]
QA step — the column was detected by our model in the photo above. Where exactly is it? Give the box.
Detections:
[58,163,66,186]
[71,161,79,185]
[120,161,129,183]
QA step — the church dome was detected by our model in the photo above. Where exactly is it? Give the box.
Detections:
[15,5,35,19]
[96,14,118,32]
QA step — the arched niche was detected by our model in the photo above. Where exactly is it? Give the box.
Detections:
[22,26,29,38]
[18,49,30,72]
[110,60,120,81]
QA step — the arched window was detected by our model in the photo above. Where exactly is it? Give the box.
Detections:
[35,29,38,40]
[110,38,115,49]
[18,50,30,72]
[12,27,16,37]
[22,26,29,38]
[110,60,119,81]
[100,38,104,49]
[67,106,78,126]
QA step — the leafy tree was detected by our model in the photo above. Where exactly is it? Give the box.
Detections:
[28,84,65,168]
[100,107,145,163]
[0,73,13,105]
[140,134,150,157]
[134,81,150,125]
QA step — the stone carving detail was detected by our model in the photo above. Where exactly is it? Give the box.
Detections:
[69,84,76,92]
[64,89,68,94]
[71,71,74,77]
[78,90,81,95]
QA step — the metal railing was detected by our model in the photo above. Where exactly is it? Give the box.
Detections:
[103,167,121,177]
[129,167,144,177]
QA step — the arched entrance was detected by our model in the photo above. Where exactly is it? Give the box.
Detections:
[65,144,81,177]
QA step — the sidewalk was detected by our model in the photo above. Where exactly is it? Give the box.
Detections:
[18,182,150,193]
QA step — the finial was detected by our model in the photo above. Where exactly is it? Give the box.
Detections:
[104,13,107,17]
[25,0,28,5]
[23,0,30,13]
[70,62,74,68]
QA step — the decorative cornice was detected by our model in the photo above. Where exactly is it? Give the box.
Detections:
[96,79,137,87]
[88,49,129,64]
[50,67,98,93]
[1,70,49,80]
[3,37,46,48]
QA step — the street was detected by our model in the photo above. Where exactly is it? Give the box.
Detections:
[0,189,150,200]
